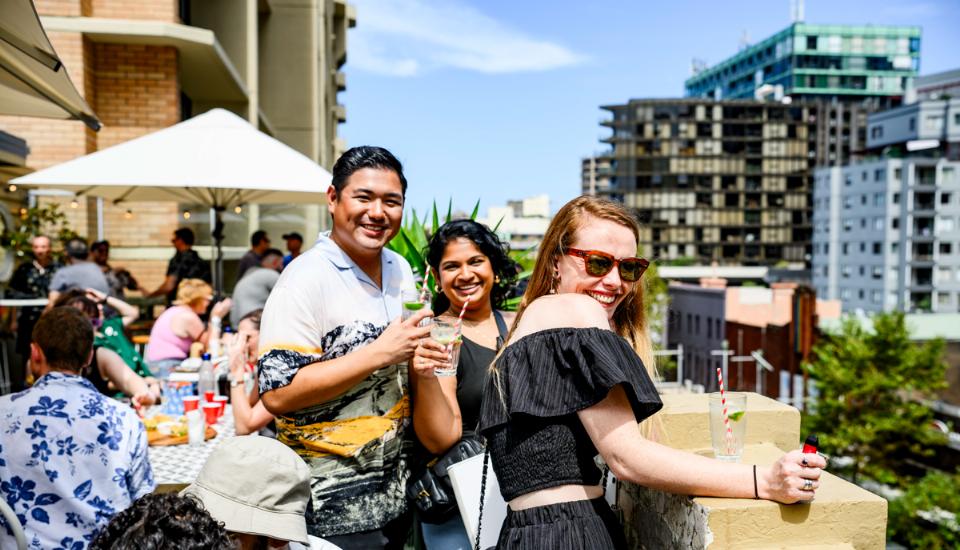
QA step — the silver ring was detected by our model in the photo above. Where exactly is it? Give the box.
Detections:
[802,479,813,491]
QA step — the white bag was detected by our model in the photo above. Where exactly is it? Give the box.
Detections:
[448,452,508,549]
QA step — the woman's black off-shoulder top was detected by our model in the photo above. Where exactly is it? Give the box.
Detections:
[478,327,663,501]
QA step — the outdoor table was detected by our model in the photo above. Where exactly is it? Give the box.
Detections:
[148,404,236,492]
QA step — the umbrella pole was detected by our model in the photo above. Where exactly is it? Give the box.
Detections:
[210,206,225,295]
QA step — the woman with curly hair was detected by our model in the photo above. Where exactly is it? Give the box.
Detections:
[89,493,233,549]
[410,219,518,549]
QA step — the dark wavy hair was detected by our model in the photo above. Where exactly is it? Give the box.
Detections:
[425,219,518,314]
[89,493,233,550]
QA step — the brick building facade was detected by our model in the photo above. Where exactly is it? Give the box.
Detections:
[0,0,354,291]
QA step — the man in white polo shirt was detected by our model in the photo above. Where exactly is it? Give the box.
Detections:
[257,146,432,549]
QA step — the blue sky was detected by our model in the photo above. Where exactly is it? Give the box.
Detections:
[340,0,960,218]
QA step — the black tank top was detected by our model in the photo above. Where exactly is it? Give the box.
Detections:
[83,346,111,396]
[455,311,509,436]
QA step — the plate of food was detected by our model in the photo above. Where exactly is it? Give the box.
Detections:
[142,414,216,446]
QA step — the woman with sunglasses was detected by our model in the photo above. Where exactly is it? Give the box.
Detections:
[54,289,160,408]
[478,196,825,549]
[410,219,517,549]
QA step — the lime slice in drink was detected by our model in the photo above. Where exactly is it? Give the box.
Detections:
[433,335,457,345]
[728,410,744,422]
[403,301,425,311]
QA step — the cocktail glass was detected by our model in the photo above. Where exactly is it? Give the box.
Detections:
[709,392,747,462]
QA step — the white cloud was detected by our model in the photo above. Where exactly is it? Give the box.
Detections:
[349,0,585,76]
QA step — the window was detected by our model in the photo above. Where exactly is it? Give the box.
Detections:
[843,220,853,232]
[873,242,882,254]
[858,289,865,300]
[937,292,951,308]
[840,288,851,299]
[872,290,882,303]
[874,217,884,230]
[941,242,953,255]
[860,218,867,229]
[870,126,884,139]
[942,192,952,205]
[807,36,818,50]
[859,266,865,276]
[939,217,956,232]
[862,171,868,182]
[695,315,701,334]
[892,217,900,229]
[842,243,849,254]
[872,266,883,279]
[875,169,884,181]
[891,242,899,253]
[861,195,868,205]
[843,197,852,209]
[893,192,900,204]
[860,242,866,253]
[909,118,916,131]
[707,318,713,339]
[937,267,952,283]
[842,266,851,278]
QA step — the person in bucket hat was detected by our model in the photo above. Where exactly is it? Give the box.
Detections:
[181,435,339,549]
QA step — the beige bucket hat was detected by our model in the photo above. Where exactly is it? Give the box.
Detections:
[181,435,311,544]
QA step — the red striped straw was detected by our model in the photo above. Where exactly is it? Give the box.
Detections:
[716,367,733,454]
[419,270,431,303]
[447,297,471,356]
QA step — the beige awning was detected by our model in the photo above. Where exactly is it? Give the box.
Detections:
[0,0,100,130]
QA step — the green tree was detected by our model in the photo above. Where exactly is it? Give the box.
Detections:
[888,470,960,549]
[0,203,78,262]
[802,312,948,487]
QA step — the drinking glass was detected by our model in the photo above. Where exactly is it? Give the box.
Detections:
[186,410,204,446]
[430,319,460,377]
[709,392,747,462]
[402,288,431,322]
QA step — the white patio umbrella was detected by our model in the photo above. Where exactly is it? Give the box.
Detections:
[12,108,333,291]
[0,0,100,129]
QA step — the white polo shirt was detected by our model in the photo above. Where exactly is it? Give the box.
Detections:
[257,232,416,537]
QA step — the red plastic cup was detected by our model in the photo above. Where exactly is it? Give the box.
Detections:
[213,395,228,418]
[204,390,215,403]
[183,396,200,413]
[202,403,219,427]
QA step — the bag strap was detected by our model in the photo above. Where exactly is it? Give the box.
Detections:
[493,310,509,350]
[474,446,490,550]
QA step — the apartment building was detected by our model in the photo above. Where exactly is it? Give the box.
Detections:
[685,23,920,167]
[596,98,814,265]
[0,0,354,290]
[812,97,960,312]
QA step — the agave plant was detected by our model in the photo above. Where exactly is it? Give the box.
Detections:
[387,198,529,310]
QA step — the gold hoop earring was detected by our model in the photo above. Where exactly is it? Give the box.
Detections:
[550,272,560,294]
[434,281,441,293]
[494,275,501,284]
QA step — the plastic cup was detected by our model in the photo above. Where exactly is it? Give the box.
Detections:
[182,396,200,413]
[204,390,215,404]
[186,410,204,446]
[213,395,228,418]
[709,392,747,462]
[202,403,220,427]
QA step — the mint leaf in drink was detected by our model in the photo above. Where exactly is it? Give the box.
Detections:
[728,411,744,422]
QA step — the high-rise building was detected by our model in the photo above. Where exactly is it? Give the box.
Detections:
[686,23,920,167]
[596,98,814,265]
[0,0,354,290]
[812,97,960,313]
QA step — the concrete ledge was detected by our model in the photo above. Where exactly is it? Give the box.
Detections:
[619,394,888,549]
[656,392,801,453]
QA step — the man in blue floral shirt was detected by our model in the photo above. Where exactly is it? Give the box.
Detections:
[0,307,154,549]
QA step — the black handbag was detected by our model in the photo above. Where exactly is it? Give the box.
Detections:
[406,436,485,523]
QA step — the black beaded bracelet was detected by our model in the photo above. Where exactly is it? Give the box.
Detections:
[752,464,759,499]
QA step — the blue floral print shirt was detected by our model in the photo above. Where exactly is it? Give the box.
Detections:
[0,372,155,549]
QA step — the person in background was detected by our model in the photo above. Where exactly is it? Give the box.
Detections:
[409,220,517,549]
[54,288,160,406]
[236,230,270,282]
[89,493,233,550]
[225,309,275,436]
[477,196,825,549]
[230,248,282,327]
[47,237,109,305]
[257,146,431,548]
[148,228,212,304]
[181,435,342,550]
[282,231,304,269]
[145,279,232,378]
[9,234,61,391]
[0,307,154,549]
[90,240,142,300]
